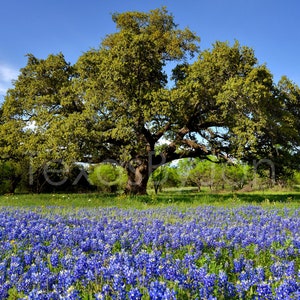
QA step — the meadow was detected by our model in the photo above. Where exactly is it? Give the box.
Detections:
[0,191,299,299]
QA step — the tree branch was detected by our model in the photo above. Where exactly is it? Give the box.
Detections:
[153,122,172,142]
[182,139,208,153]
[164,147,212,163]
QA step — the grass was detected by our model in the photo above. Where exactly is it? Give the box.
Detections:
[0,188,300,209]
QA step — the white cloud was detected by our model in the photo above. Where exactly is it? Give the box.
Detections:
[0,83,8,95]
[0,64,18,82]
[0,63,19,97]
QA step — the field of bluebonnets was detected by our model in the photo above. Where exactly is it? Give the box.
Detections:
[0,193,299,299]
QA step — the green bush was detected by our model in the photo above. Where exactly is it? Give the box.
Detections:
[89,163,127,193]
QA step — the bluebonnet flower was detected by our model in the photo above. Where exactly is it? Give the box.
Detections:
[185,266,207,290]
[287,246,296,256]
[8,254,23,276]
[61,286,81,300]
[96,283,112,298]
[275,278,299,299]
[123,266,139,285]
[80,239,92,252]
[256,283,273,300]
[0,260,7,286]
[128,287,142,299]
[24,250,34,266]
[50,251,60,268]
[73,253,88,280]
[285,260,296,277]
[233,256,245,273]
[199,273,217,298]
[256,266,265,282]
[218,271,236,298]
[218,270,228,287]
[61,254,75,270]
[0,283,10,299]
[275,248,286,258]
[112,273,126,297]
[57,269,75,290]
[27,289,45,300]
[16,275,32,294]
[0,206,298,298]
[270,262,285,279]
[148,281,176,300]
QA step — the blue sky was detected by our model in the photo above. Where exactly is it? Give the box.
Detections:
[1,0,300,101]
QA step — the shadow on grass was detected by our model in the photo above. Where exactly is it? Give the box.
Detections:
[139,191,300,205]
[1,190,300,208]
[233,193,300,203]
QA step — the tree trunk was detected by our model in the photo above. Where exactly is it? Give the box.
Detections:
[8,175,21,194]
[124,162,149,195]
[154,183,160,195]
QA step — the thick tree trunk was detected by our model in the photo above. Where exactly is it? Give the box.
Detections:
[124,162,150,195]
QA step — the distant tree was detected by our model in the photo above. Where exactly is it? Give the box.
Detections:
[165,167,181,188]
[188,159,225,191]
[187,159,255,192]
[188,160,212,191]
[290,171,300,188]
[176,158,195,187]
[89,163,127,193]
[224,163,253,190]
[150,166,167,194]
[149,165,180,194]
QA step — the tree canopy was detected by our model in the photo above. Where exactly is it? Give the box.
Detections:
[1,7,300,194]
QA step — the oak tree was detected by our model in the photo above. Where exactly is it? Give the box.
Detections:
[1,7,300,194]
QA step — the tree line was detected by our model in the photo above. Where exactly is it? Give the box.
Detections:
[1,7,300,195]
[1,157,296,194]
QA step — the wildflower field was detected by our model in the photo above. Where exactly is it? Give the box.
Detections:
[0,195,299,299]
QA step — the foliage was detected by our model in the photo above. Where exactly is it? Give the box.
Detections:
[149,165,180,194]
[292,171,300,185]
[224,163,254,190]
[27,162,94,194]
[88,163,127,193]
[188,159,218,191]
[178,158,254,192]
[0,160,30,194]
[1,7,300,194]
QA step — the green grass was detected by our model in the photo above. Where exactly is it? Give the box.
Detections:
[0,188,300,209]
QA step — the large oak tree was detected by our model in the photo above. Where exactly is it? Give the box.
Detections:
[1,7,300,194]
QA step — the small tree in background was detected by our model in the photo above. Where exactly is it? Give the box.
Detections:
[89,164,127,193]
[187,159,254,192]
[176,158,195,187]
[149,165,180,194]
[224,163,253,191]
[188,160,215,191]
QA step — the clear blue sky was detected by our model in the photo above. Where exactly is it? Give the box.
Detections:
[1,0,299,101]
